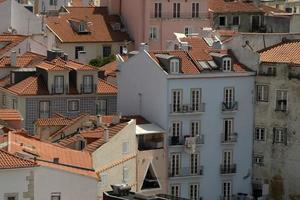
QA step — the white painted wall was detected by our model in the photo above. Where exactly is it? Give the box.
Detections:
[117,50,168,129]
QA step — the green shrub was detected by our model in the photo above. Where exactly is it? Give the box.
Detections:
[89,55,116,67]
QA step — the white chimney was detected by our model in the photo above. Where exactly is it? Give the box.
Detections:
[112,114,120,124]
[11,51,17,67]
[104,127,109,142]
[78,51,87,64]
[96,115,102,127]
[139,43,149,52]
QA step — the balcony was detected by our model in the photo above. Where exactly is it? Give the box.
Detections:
[220,195,237,200]
[51,84,65,94]
[221,133,238,143]
[220,164,236,174]
[150,12,209,20]
[221,102,238,112]
[169,135,204,146]
[170,103,205,114]
[80,84,97,94]
[169,166,203,177]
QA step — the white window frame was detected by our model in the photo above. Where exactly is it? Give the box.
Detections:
[149,27,158,40]
[275,89,288,111]
[223,118,234,141]
[191,88,201,112]
[256,85,269,102]
[189,184,199,200]
[255,127,265,141]
[170,59,180,74]
[191,120,201,137]
[171,89,182,112]
[222,57,232,72]
[171,121,181,137]
[222,150,233,166]
[254,155,264,166]
[96,99,107,115]
[171,153,180,176]
[39,101,50,118]
[54,76,64,94]
[224,87,235,107]
[184,27,192,35]
[82,75,93,93]
[222,181,232,198]
[67,100,80,112]
[190,153,199,175]
[171,184,181,197]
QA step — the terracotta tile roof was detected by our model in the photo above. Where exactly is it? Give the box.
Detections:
[0,75,10,87]
[99,56,128,76]
[0,149,37,169]
[36,58,71,71]
[150,51,200,74]
[97,79,117,94]
[5,75,49,96]
[180,37,212,61]
[66,60,98,71]
[0,51,45,68]
[46,7,131,43]
[209,0,262,13]
[8,132,97,178]
[259,40,300,64]
[259,4,287,14]
[34,116,72,126]
[0,109,22,121]
[83,122,128,153]
[0,34,28,56]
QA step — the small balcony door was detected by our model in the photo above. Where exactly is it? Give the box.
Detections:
[154,2,162,18]
[191,121,200,137]
[172,90,182,112]
[83,75,93,93]
[96,99,107,115]
[171,153,180,176]
[223,150,232,166]
[224,119,233,141]
[222,181,232,199]
[190,153,199,175]
[39,101,50,118]
[173,3,180,18]
[192,3,200,18]
[224,87,234,108]
[191,89,201,111]
[54,76,64,94]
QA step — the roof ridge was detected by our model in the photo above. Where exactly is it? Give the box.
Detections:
[257,39,300,53]
[98,78,117,89]
[0,148,37,167]
[18,75,39,94]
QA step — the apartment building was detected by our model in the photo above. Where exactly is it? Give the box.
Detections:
[102,0,210,50]
[46,6,133,64]
[117,42,255,199]
[0,50,117,133]
[250,40,300,199]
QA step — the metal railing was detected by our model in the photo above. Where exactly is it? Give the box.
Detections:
[150,12,209,20]
[221,133,238,143]
[51,84,64,94]
[220,164,236,174]
[80,84,97,94]
[221,102,238,112]
[169,135,204,146]
[169,166,203,177]
[170,103,205,114]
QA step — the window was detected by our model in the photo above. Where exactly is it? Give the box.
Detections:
[122,141,129,154]
[184,27,192,35]
[223,150,232,166]
[75,46,84,59]
[219,16,226,26]
[222,57,231,71]
[54,76,64,94]
[222,181,232,198]
[102,46,112,58]
[256,85,269,102]
[267,67,276,76]
[171,122,181,137]
[190,153,199,175]
[149,27,158,39]
[171,185,180,197]
[191,89,201,111]
[255,128,265,141]
[51,192,61,200]
[96,99,107,115]
[39,101,50,118]
[49,0,57,6]
[254,155,264,166]
[224,87,235,108]
[82,75,93,93]
[173,3,180,18]
[171,90,182,112]
[189,184,199,200]
[170,153,180,176]
[123,166,129,183]
[192,3,200,18]
[191,121,200,137]
[68,100,79,112]
[154,2,162,18]
[79,22,85,32]
[223,118,234,142]
[232,16,240,26]
[2,94,6,106]
[170,59,180,74]
[12,99,17,109]
[5,194,18,200]
[273,128,287,144]
[275,90,288,111]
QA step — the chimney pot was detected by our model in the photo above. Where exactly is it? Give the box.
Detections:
[97,115,102,127]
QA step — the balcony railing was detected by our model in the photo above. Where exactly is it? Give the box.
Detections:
[51,84,64,94]
[275,101,288,112]
[220,195,237,200]
[150,12,209,20]
[221,102,238,112]
[258,69,276,76]
[170,103,205,114]
[169,135,204,146]
[169,166,203,177]
[220,164,236,174]
[221,133,238,143]
[80,84,97,94]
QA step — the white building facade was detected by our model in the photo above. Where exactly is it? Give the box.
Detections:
[117,45,255,199]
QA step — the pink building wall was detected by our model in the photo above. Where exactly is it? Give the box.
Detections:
[106,0,210,50]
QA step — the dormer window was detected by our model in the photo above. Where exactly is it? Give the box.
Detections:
[222,57,232,72]
[79,22,85,32]
[170,59,180,74]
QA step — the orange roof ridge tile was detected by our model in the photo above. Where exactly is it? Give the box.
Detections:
[0,148,37,169]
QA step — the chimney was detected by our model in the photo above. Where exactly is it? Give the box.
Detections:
[104,127,109,142]
[78,51,87,64]
[11,51,17,67]
[139,43,149,52]
[96,115,102,127]
[63,53,68,61]
[112,114,121,124]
